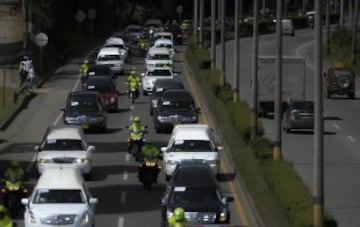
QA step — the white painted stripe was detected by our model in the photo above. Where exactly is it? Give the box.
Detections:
[122,171,128,181]
[120,191,127,203]
[118,217,125,227]
[26,154,37,173]
[125,153,130,162]
[333,123,341,130]
[347,136,356,142]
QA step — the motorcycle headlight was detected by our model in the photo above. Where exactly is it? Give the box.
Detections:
[80,213,89,225]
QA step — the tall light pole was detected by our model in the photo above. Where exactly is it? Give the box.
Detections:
[313,0,324,226]
[233,0,240,102]
[211,0,216,68]
[220,0,226,86]
[193,0,198,44]
[340,0,344,28]
[325,0,330,55]
[274,0,283,161]
[251,0,259,139]
[199,0,204,47]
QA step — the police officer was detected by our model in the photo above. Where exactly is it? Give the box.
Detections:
[4,161,24,182]
[0,205,13,227]
[167,207,188,227]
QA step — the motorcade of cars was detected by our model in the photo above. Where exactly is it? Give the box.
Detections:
[161,124,223,181]
[149,78,184,116]
[22,167,98,227]
[283,100,314,133]
[160,161,233,226]
[62,91,108,132]
[145,47,173,71]
[35,125,95,179]
[152,38,175,59]
[324,63,355,99]
[83,76,118,112]
[141,67,177,95]
[95,47,124,75]
[103,37,129,62]
[153,89,200,133]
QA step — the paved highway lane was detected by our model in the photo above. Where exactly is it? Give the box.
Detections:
[217,28,360,227]
[0,42,259,226]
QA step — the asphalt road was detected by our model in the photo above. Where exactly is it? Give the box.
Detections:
[216,28,360,227]
[0,41,260,226]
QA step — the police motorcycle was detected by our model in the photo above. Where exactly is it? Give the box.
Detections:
[126,126,148,161]
[138,153,160,191]
[1,173,28,217]
[127,81,140,104]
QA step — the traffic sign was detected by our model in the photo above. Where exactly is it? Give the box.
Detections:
[75,9,87,23]
[35,32,48,47]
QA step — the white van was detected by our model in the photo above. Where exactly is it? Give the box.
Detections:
[22,167,98,227]
[95,47,124,75]
[161,124,223,181]
[282,19,295,36]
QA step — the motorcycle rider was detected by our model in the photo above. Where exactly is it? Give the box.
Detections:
[137,35,148,56]
[128,116,146,155]
[79,58,89,82]
[167,207,188,227]
[138,141,160,182]
[0,205,13,227]
[126,69,141,99]
[4,161,24,182]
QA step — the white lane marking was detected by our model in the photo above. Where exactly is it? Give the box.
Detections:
[122,171,128,181]
[120,191,127,203]
[125,154,130,162]
[118,217,125,227]
[333,123,341,130]
[347,136,356,143]
[26,154,37,173]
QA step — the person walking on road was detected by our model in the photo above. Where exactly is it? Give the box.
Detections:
[18,57,27,86]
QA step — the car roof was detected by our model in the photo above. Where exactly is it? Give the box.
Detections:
[154,38,173,45]
[98,47,120,55]
[171,162,217,187]
[171,124,211,140]
[36,167,84,189]
[106,37,124,45]
[45,125,84,141]
[160,89,193,101]
[148,47,170,55]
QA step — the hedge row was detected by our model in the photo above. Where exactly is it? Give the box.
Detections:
[186,40,337,227]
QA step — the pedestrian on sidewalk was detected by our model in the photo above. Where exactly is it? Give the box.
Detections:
[18,56,27,86]
[27,65,35,90]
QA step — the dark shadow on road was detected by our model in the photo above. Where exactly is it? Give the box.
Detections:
[324,116,342,121]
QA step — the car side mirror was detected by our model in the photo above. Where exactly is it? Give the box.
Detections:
[89,198,98,204]
[88,145,96,152]
[161,147,167,153]
[21,198,29,205]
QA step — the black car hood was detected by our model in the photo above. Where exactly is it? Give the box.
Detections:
[168,202,222,213]
[158,109,195,116]
[66,110,103,117]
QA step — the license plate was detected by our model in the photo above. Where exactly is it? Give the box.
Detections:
[81,124,89,129]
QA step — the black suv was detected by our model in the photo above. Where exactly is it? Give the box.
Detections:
[160,161,233,226]
[324,65,355,99]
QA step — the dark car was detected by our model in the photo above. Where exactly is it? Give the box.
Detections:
[62,91,107,132]
[154,89,200,133]
[164,25,183,45]
[150,79,184,116]
[324,65,355,99]
[160,161,233,226]
[84,76,118,112]
[283,101,314,133]
[86,64,115,80]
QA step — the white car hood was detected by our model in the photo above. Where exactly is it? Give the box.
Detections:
[166,151,218,161]
[38,150,89,160]
[29,204,89,216]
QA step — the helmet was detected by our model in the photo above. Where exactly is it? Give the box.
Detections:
[173,207,185,221]
[84,59,89,64]
[130,70,136,75]
[133,116,141,122]
[10,160,19,167]
[0,205,6,212]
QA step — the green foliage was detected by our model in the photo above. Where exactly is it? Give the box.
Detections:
[330,27,352,47]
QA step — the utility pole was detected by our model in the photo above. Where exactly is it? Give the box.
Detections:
[193,0,198,44]
[351,0,359,65]
[211,0,216,68]
[233,0,240,102]
[325,0,330,55]
[220,0,226,86]
[349,0,353,30]
[262,0,266,19]
[340,0,344,28]
[251,0,259,139]
[273,0,283,161]
[313,0,324,226]
[199,0,204,47]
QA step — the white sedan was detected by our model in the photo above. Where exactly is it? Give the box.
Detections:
[141,68,177,95]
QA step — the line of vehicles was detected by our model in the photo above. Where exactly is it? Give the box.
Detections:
[1,18,235,227]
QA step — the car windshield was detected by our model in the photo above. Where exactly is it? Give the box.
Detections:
[155,43,172,49]
[159,100,193,110]
[169,140,215,152]
[33,189,85,204]
[97,55,120,61]
[69,98,101,112]
[41,139,85,151]
[333,69,354,78]
[148,54,170,60]
[170,186,220,204]
[148,70,171,77]
[105,44,125,49]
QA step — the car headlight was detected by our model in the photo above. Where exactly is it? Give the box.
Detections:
[157,116,168,121]
[166,210,173,218]
[115,63,122,67]
[65,116,76,122]
[218,209,228,222]
[207,159,217,166]
[29,210,36,224]
[39,158,52,164]
[76,158,89,164]
[80,213,89,225]
[192,116,198,121]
